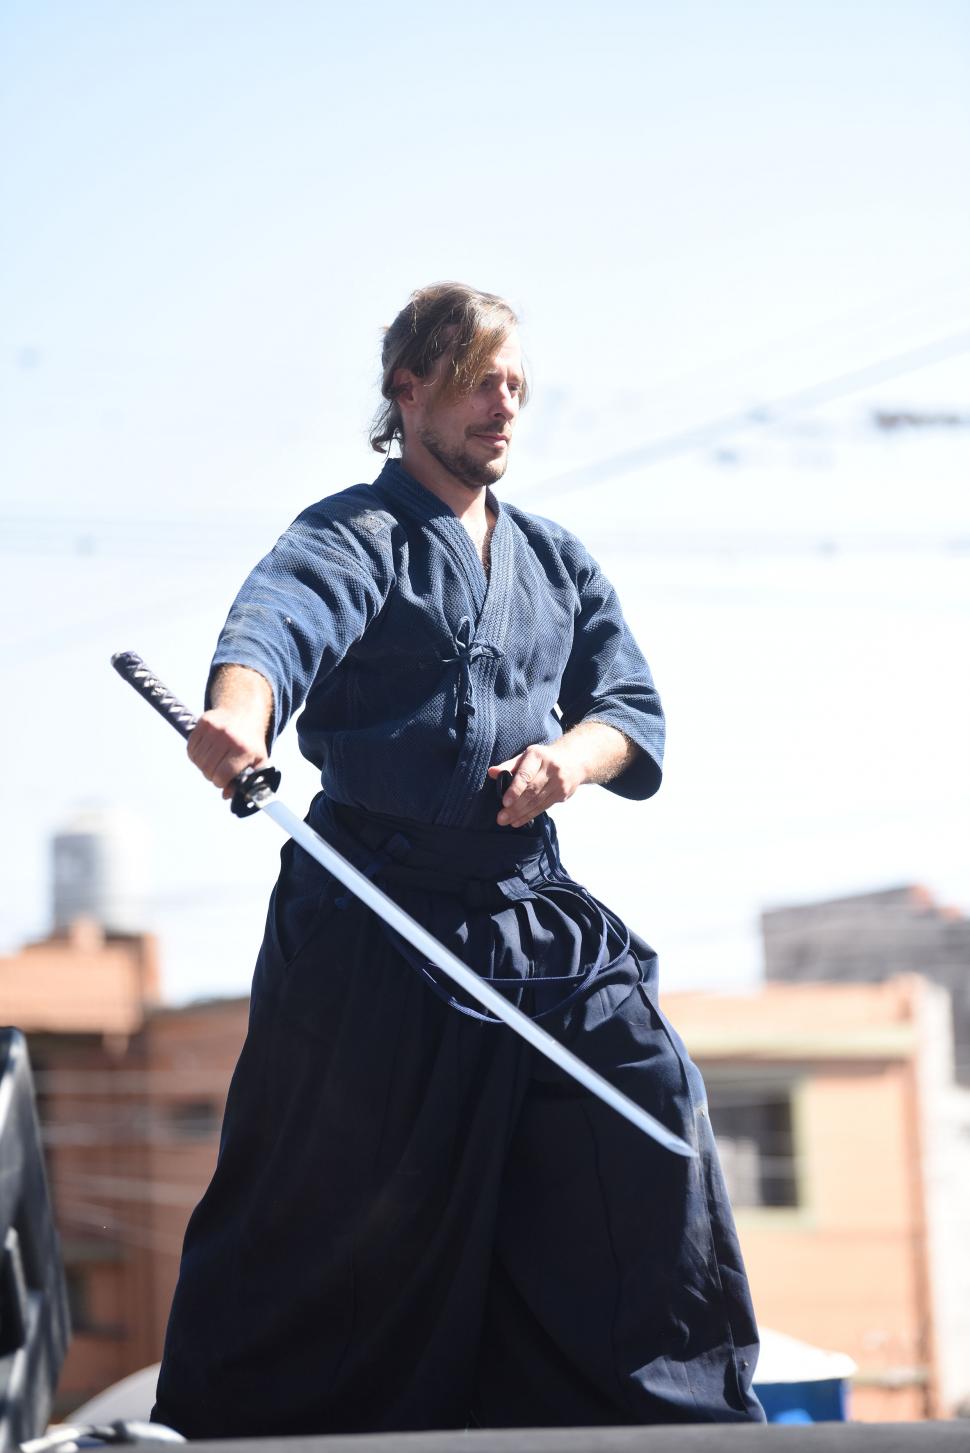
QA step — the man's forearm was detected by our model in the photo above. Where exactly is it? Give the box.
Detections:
[207,663,274,749]
[190,664,275,799]
[559,719,640,786]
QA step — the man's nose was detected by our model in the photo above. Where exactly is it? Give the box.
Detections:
[492,388,516,420]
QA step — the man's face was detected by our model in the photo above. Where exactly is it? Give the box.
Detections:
[410,333,524,491]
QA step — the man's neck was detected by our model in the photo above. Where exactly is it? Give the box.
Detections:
[398,444,489,526]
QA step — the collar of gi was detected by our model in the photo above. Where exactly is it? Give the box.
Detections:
[376,457,503,528]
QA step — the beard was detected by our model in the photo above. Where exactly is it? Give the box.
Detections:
[418,424,510,491]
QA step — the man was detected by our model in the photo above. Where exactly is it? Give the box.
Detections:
[152,283,764,1435]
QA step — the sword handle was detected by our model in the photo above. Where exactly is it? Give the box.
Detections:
[110,651,282,817]
[111,652,198,739]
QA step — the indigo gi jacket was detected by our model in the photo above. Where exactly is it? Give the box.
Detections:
[211,460,665,827]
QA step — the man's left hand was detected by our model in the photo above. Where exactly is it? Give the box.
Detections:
[487,739,587,828]
[488,722,638,827]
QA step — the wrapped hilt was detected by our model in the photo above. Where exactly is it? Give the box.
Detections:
[111,651,281,817]
[111,651,198,739]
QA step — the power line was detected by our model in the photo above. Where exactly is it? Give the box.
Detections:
[523,327,970,504]
[54,1170,206,1208]
[55,1198,187,1257]
[2,331,969,559]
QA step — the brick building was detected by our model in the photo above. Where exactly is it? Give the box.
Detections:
[4,909,969,1421]
[0,920,249,1413]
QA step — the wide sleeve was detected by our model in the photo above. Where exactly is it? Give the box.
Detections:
[208,505,392,745]
[557,549,665,801]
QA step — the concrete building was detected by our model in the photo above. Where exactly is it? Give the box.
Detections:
[758,884,970,1418]
[762,886,970,1085]
[666,975,970,1421]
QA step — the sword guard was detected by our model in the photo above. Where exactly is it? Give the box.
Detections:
[230,764,282,818]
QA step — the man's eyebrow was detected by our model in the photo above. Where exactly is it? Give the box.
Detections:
[482,367,524,383]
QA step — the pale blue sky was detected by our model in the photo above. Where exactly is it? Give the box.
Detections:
[2,1,968,999]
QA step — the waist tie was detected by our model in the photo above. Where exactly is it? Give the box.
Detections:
[307,797,632,1024]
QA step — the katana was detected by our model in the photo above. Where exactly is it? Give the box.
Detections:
[111,650,696,1159]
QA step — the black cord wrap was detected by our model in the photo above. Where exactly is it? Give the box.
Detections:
[110,650,281,818]
[111,651,199,740]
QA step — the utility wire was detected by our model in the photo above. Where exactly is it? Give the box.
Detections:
[522,327,970,504]
[53,1170,209,1208]
[3,331,969,557]
[55,1198,188,1257]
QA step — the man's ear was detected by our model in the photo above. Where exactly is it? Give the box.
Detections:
[392,368,418,408]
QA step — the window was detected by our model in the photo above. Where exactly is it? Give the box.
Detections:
[705,1078,800,1209]
[64,1266,93,1332]
[167,1100,219,1139]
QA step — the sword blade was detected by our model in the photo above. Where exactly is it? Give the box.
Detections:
[110,650,694,1156]
[256,791,696,1159]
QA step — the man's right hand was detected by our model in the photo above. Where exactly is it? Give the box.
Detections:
[187,710,270,800]
[187,664,274,799]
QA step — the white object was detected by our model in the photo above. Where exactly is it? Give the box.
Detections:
[52,807,148,934]
[67,1363,162,1423]
[754,1327,858,1385]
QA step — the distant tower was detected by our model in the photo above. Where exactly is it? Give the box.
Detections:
[51,807,149,935]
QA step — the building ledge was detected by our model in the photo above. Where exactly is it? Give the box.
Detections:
[683,1026,917,1060]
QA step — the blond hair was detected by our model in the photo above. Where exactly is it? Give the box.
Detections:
[370,282,527,454]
